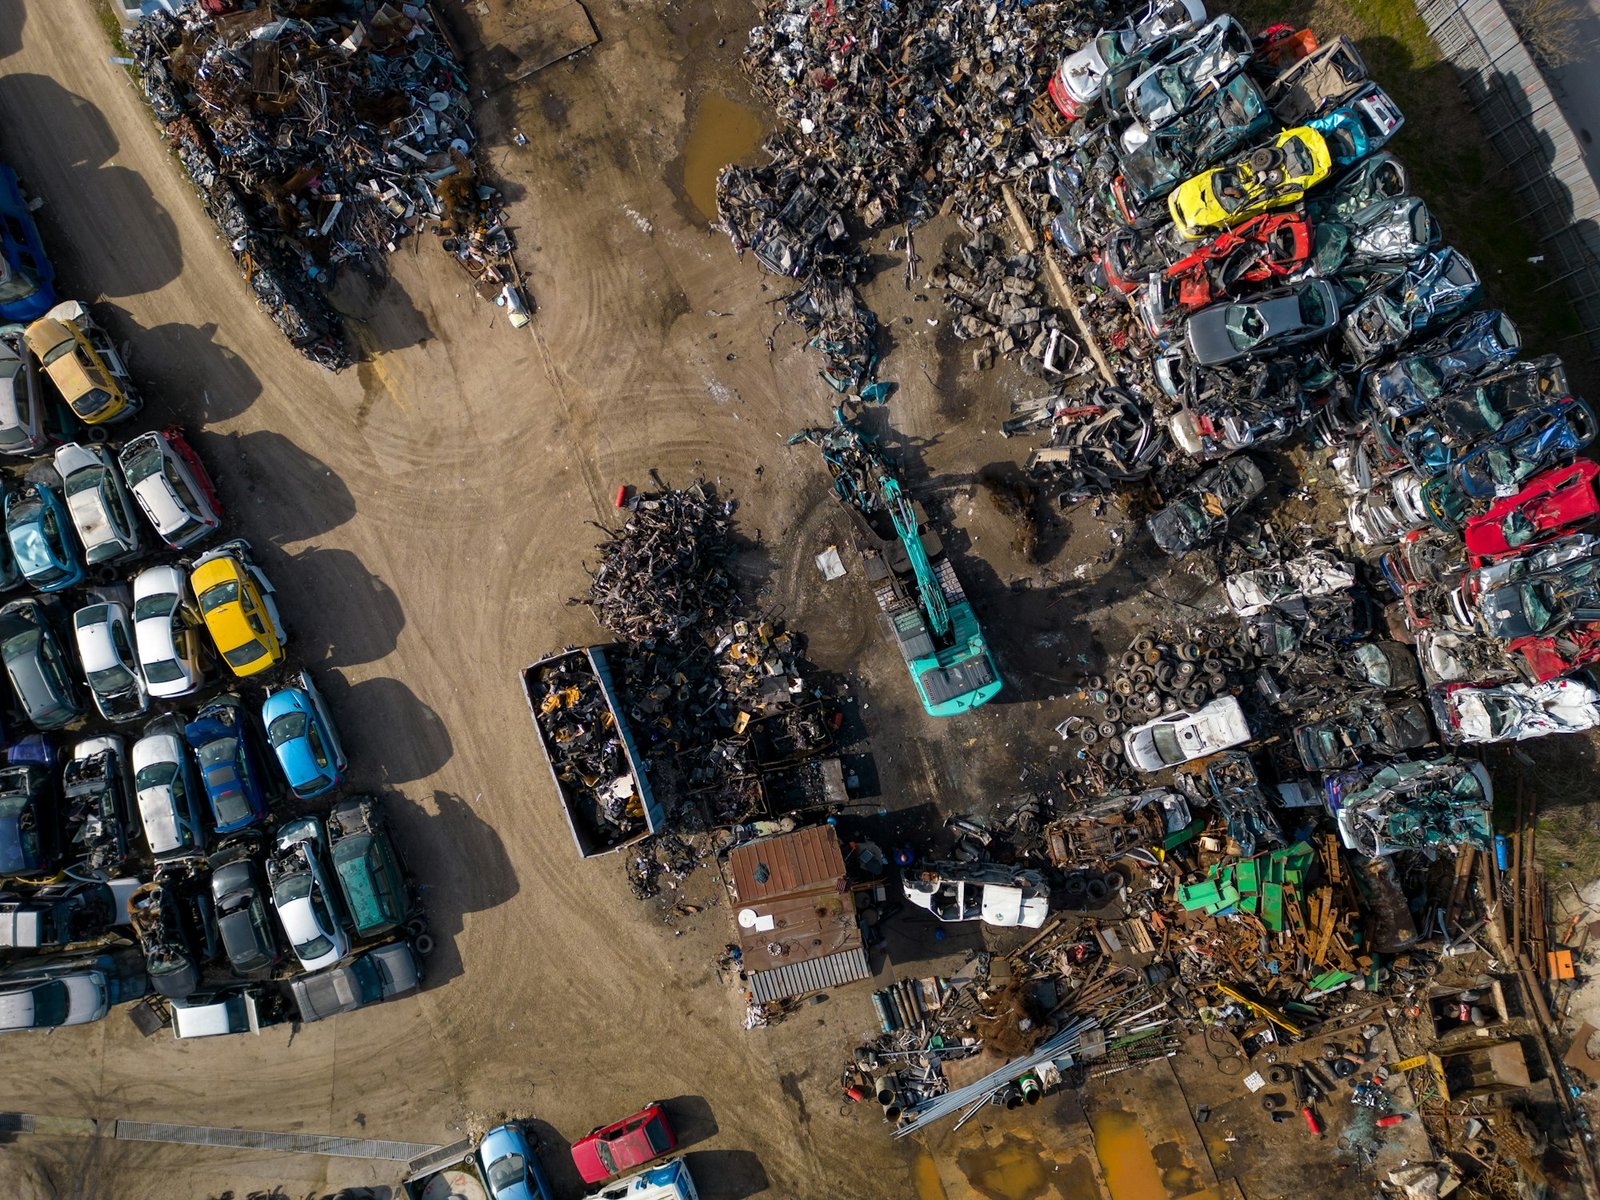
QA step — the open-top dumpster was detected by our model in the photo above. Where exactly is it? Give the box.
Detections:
[522,646,666,858]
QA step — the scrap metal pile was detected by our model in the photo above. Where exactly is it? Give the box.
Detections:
[561,481,842,857]
[718,0,1120,401]
[129,2,521,369]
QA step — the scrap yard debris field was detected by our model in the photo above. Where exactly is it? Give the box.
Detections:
[5,0,1600,1198]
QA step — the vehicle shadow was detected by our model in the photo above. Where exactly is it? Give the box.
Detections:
[396,788,517,995]
[121,319,264,424]
[0,74,181,298]
[659,1095,718,1148]
[334,675,454,786]
[685,1149,770,1199]
[518,1116,584,1197]
[0,0,23,59]
[202,428,358,544]
[278,547,405,670]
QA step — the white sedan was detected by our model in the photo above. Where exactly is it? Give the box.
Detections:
[131,564,208,698]
[54,442,142,565]
[1124,695,1252,773]
[117,428,222,549]
[269,818,349,973]
[72,600,147,722]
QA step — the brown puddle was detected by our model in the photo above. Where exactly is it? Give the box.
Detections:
[1091,1108,1167,1200]
[681,92,762,219]
[913,1151,950,1200]
[957,1136,1053,1200]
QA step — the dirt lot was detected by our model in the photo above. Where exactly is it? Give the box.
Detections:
[0,1,1540,1199]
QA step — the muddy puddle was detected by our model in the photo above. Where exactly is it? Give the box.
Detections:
[681,92,762,219]
[1091,1108,1167,1200]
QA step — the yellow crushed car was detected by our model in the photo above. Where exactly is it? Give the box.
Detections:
[191,539,287,678]
[21,300,140,425]
[1167,127,1333,240]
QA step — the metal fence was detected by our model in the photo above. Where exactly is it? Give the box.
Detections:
[1416,0,1600,357]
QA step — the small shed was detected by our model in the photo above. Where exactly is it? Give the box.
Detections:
[726,824,869,1003]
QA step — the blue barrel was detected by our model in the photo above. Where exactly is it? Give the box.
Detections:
[1494,835,1511,871]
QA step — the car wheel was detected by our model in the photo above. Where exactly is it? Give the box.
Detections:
[413,933,435,957]
[1080,726,1101,746]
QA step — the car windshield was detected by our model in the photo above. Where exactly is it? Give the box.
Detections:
[1521,584,1555,632]
[87,662,134,693]
[487,1154,526,1192]
[77,388,113,420]
[269,712,309,748]
[26,980,67,1027]
[224,641,268,669]
[134,762,178,792]
[1151,724,1184,763]
[1405,359,1443,401]
[198,580,239,613]
[1212,170,1247,212]
[133,593,175,622]
[144,655,186,685]
[121,440,161,485]
[1283,137,1313,176]
[1500,511,1538,549]
[1299,287,1328,325]
[10,514,53,573]
[1224,304,1265,348]
[2,628,38,660]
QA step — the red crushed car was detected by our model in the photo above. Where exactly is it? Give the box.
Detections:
[1463,460,1600,562]
[571,1102,677,1185]
[1138,213,1313,335]
[1507,631,1600,681]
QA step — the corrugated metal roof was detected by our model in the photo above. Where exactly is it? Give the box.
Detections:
[728,824,846,904]
[749,946,871,1002]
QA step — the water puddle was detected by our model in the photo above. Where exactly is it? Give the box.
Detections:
[912,1151,950,1200]
[681,92,762,220]
[1091,1108,1167,1200]
[957,1136,1052,1200]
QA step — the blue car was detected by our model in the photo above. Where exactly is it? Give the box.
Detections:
[0,165,57,324]
[6,481,84,592]
[478,1123,555,1200]
[184,694,272,834]
[262,671,348,799]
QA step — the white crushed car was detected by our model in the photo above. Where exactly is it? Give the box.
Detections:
[902,862,1050,928]
[1431,678,1600,744]
[1124,695,1251,772]
[1224,552,1356,616]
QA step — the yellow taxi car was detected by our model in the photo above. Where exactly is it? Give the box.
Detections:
[1167,127,1333,240]
[190,540,287,678]
[22,301,140,425]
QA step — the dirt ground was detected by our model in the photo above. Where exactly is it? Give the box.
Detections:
[0,1,1464,1199]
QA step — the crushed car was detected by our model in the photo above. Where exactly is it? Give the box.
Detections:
[1148,454,1267,552]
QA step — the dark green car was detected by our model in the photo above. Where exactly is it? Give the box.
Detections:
[326,796,409,938]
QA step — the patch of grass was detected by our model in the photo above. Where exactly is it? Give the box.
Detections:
[94,0,130,57]
[1233,0,1595,389]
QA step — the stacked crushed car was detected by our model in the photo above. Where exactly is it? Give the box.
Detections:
[0,293,428,1037]
[1036,2,1600,750]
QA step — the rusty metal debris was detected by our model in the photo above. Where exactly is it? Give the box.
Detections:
[129,3,525,369]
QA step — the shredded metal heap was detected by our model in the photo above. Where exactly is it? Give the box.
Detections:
[129,3,518,369]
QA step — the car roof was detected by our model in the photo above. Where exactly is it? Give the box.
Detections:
[134,562,186,601]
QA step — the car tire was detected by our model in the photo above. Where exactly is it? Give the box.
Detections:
[1162,695,1181,713]
[413,933,435,957]
[1080,726,1100,746]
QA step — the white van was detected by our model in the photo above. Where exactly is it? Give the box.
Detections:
[587,1157,699,1200]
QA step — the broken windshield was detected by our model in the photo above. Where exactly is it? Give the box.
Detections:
[1224,304,1265,348]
